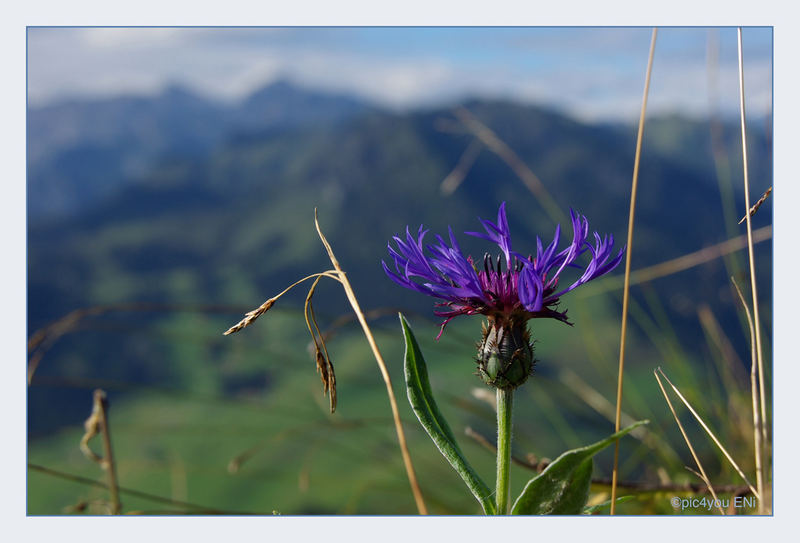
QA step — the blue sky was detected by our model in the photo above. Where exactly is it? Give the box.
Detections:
[27,27,772,121]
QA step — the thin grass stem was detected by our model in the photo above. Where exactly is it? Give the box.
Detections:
[29,301,285,384]
[578,225,771,298]
[611,27,657,514]
[440,138,482,196]
[653,370,724,515]
[28,463,255,514]
[79,390,121,514]
[656,367,760,500]
[313,209,428,515]
[304,275,337,412]
[560,369,683,467]
[737,27,768,513]
[731,277,764,514]
[707,29,745,285]
[223,271,341,336]
[452,107,566,224]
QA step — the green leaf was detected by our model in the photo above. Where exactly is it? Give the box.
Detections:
[511,420,648,515]
[583,495,634,515]
[400,314,495,515]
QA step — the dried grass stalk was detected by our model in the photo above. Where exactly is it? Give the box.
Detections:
[314,209,428,515]
[611,27,658,514]
[654,370,724,515]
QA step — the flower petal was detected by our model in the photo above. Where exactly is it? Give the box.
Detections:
[518,263,544,312]
[465,201,512,266]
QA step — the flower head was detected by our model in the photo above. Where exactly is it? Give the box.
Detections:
[384,202,624,389]
[383,202,625,336]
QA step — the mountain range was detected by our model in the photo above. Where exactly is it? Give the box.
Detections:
[27,80,376,221]
[26,81,773,435]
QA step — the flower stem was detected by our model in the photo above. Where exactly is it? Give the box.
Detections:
[495,387,514,514]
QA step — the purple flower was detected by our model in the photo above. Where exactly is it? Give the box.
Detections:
[383,202,625,338]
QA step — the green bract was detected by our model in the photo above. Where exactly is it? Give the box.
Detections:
[477,321,534,390]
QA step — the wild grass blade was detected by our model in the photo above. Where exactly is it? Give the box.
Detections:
[577,226,772,298]
[28,463,256,514]
[452,106,565,224]
[440,138,482,196]
[314,209,428,515]
[653,369,724,515]
[707,28,745,283]
[736,27,768,513]
[560,369,682,469]
[731,277,765,514]
[224,271,341,336]
[611,27,658,514]
[697,304,748,392]
[656,367,759,500]
[79,390,121,514]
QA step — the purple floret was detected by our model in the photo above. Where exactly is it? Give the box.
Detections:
[383,202,625,336]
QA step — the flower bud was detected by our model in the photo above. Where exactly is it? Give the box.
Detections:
[477,321,534,389]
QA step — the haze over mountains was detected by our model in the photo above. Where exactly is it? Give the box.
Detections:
[28,80,378,221]
[27,80,773,434]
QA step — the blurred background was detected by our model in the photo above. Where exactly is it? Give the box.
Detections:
[27,27,772,515]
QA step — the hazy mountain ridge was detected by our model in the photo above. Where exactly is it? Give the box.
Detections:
[28,90,772,327]
[27,80,378,220]
[26,84,772,435]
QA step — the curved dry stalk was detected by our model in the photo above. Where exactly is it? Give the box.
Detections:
[320,306,407,343]
[304,275,336,412]
[656,367,759,500]
[452,107,565,224]
[313,209,428,515]
[579,226,772,298]
[27,301,272,384]
[80,389,121,514]
[611,27,657,514]
[29,463,254,514]
[223,271,341,335]
[440,138,482,196]
[654,370,724,514]
[731,277,764,513]
[697,304,748,387]
[559,369,683,469]
[736,27,768,514]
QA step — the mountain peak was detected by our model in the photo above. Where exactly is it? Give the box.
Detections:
[237,79,374,130]
[243,78,367,107]
[161,83,201,100]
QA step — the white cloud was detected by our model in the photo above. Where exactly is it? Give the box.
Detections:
[279,51,458,107]
[26,27,772,121]
[79,27,187,48]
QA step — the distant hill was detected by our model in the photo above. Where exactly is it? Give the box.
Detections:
[27,80,378,221]
[26,91,772,435]
[235,79,374,133]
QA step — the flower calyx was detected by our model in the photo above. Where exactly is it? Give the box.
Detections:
[477,318,535,390]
